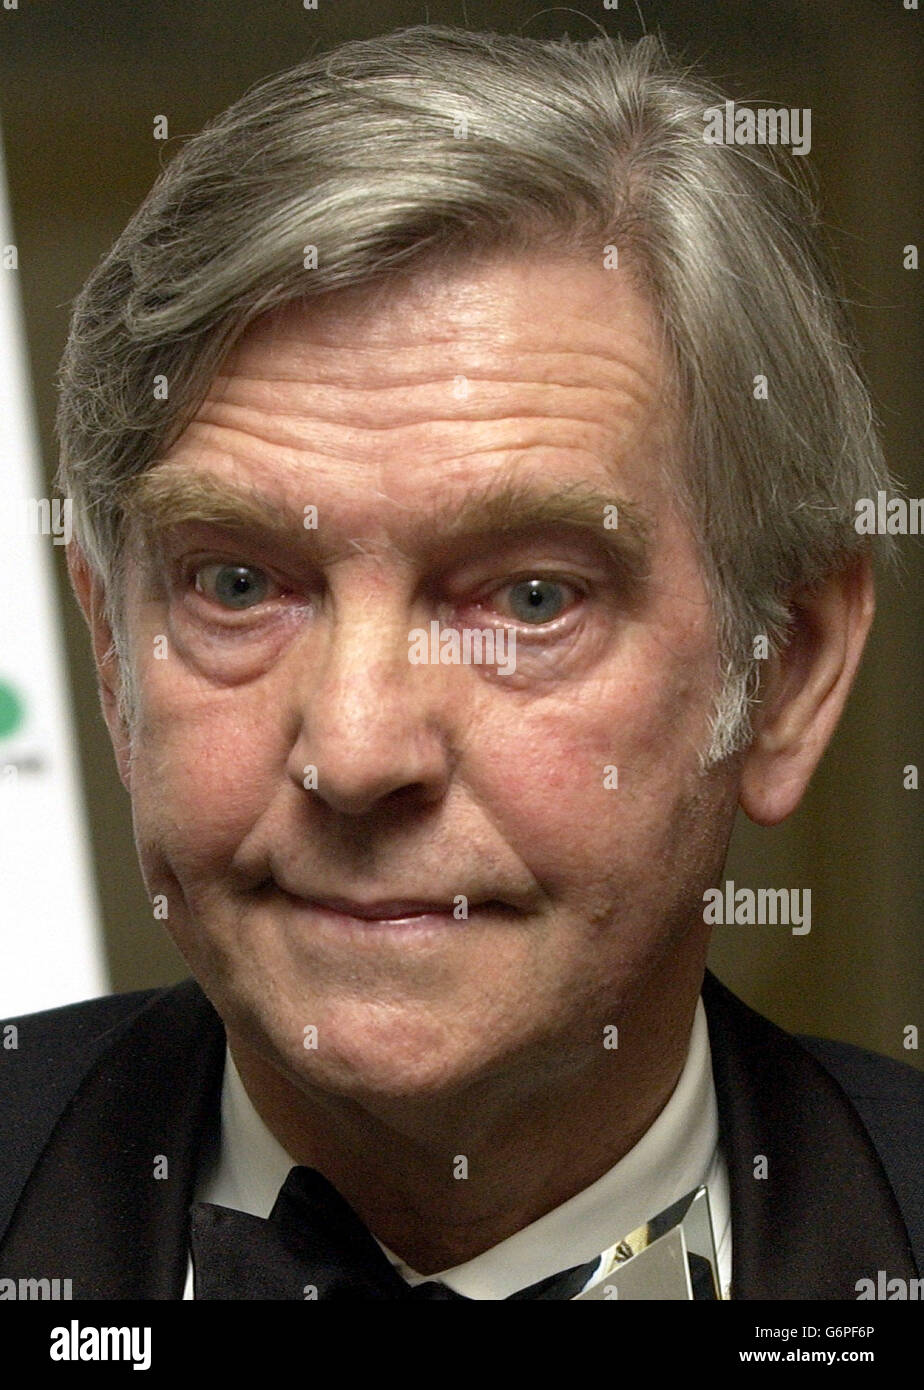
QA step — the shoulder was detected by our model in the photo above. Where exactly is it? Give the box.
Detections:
[796,1034,924,1221]
[1,986,165,1056]
[0,978,216,1235]
[703,969,923,1114]
[800,1036,924,1274]
[703,971,923,1273]
[796,1033,924,1110]
[0,979,225,1262]
[0,979,208,1165]
[0,977,205,1090]
[706,968,923,1161]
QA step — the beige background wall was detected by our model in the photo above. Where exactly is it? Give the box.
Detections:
[1,0,920,1065]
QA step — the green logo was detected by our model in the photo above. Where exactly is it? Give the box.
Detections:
[0,681,25,739]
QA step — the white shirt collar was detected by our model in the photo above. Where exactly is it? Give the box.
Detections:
[186,996,731,1298]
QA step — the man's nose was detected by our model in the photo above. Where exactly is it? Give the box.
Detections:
[286,608,453,817]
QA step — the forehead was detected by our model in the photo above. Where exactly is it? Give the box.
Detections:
[135,252,680,553]
[253,249,662,353]
[210,249,667,436]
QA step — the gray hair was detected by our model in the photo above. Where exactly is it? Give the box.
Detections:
[56,25,894,766]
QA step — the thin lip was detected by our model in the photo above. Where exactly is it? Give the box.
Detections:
[275,888,484,921]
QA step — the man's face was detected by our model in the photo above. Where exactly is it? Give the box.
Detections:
[115,253,739,1106]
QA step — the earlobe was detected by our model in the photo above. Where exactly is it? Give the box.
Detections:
[66,541,133,792]
[738,554,875,827]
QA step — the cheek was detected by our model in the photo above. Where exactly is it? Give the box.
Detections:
[129,656,283,886]
[470,639,714,894]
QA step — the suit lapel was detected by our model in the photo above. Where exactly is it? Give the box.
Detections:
[0,978,225,1298]
[702,969,917,1298]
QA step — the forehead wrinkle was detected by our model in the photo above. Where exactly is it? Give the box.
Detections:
[186,408,647,458]
[241,254,662,378]
[209,302,662,429]
[184,301,664,470]
[211,337,660,387]
[200,355,660,433]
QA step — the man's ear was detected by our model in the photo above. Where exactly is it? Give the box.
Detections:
[739,552,875,826]
[66,540,133,793]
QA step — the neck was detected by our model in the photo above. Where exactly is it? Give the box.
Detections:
[227,953,706,1275]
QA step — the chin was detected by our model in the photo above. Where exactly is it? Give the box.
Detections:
[234,992,496,1106]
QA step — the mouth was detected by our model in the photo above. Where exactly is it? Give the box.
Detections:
[266,881,513,935]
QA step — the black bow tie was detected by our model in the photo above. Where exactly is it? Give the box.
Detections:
[190,1166,601,1300]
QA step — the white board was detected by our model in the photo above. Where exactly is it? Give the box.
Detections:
[0,123,109,1017]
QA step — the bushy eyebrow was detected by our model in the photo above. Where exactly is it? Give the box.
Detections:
[120,465,654,581]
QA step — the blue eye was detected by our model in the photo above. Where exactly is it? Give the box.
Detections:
[196,563,271,610]
[506,579,570,624]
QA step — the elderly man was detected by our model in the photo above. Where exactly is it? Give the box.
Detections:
[0,25,920,1302]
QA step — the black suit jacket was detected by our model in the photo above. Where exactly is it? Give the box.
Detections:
[0,970,920,1299]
